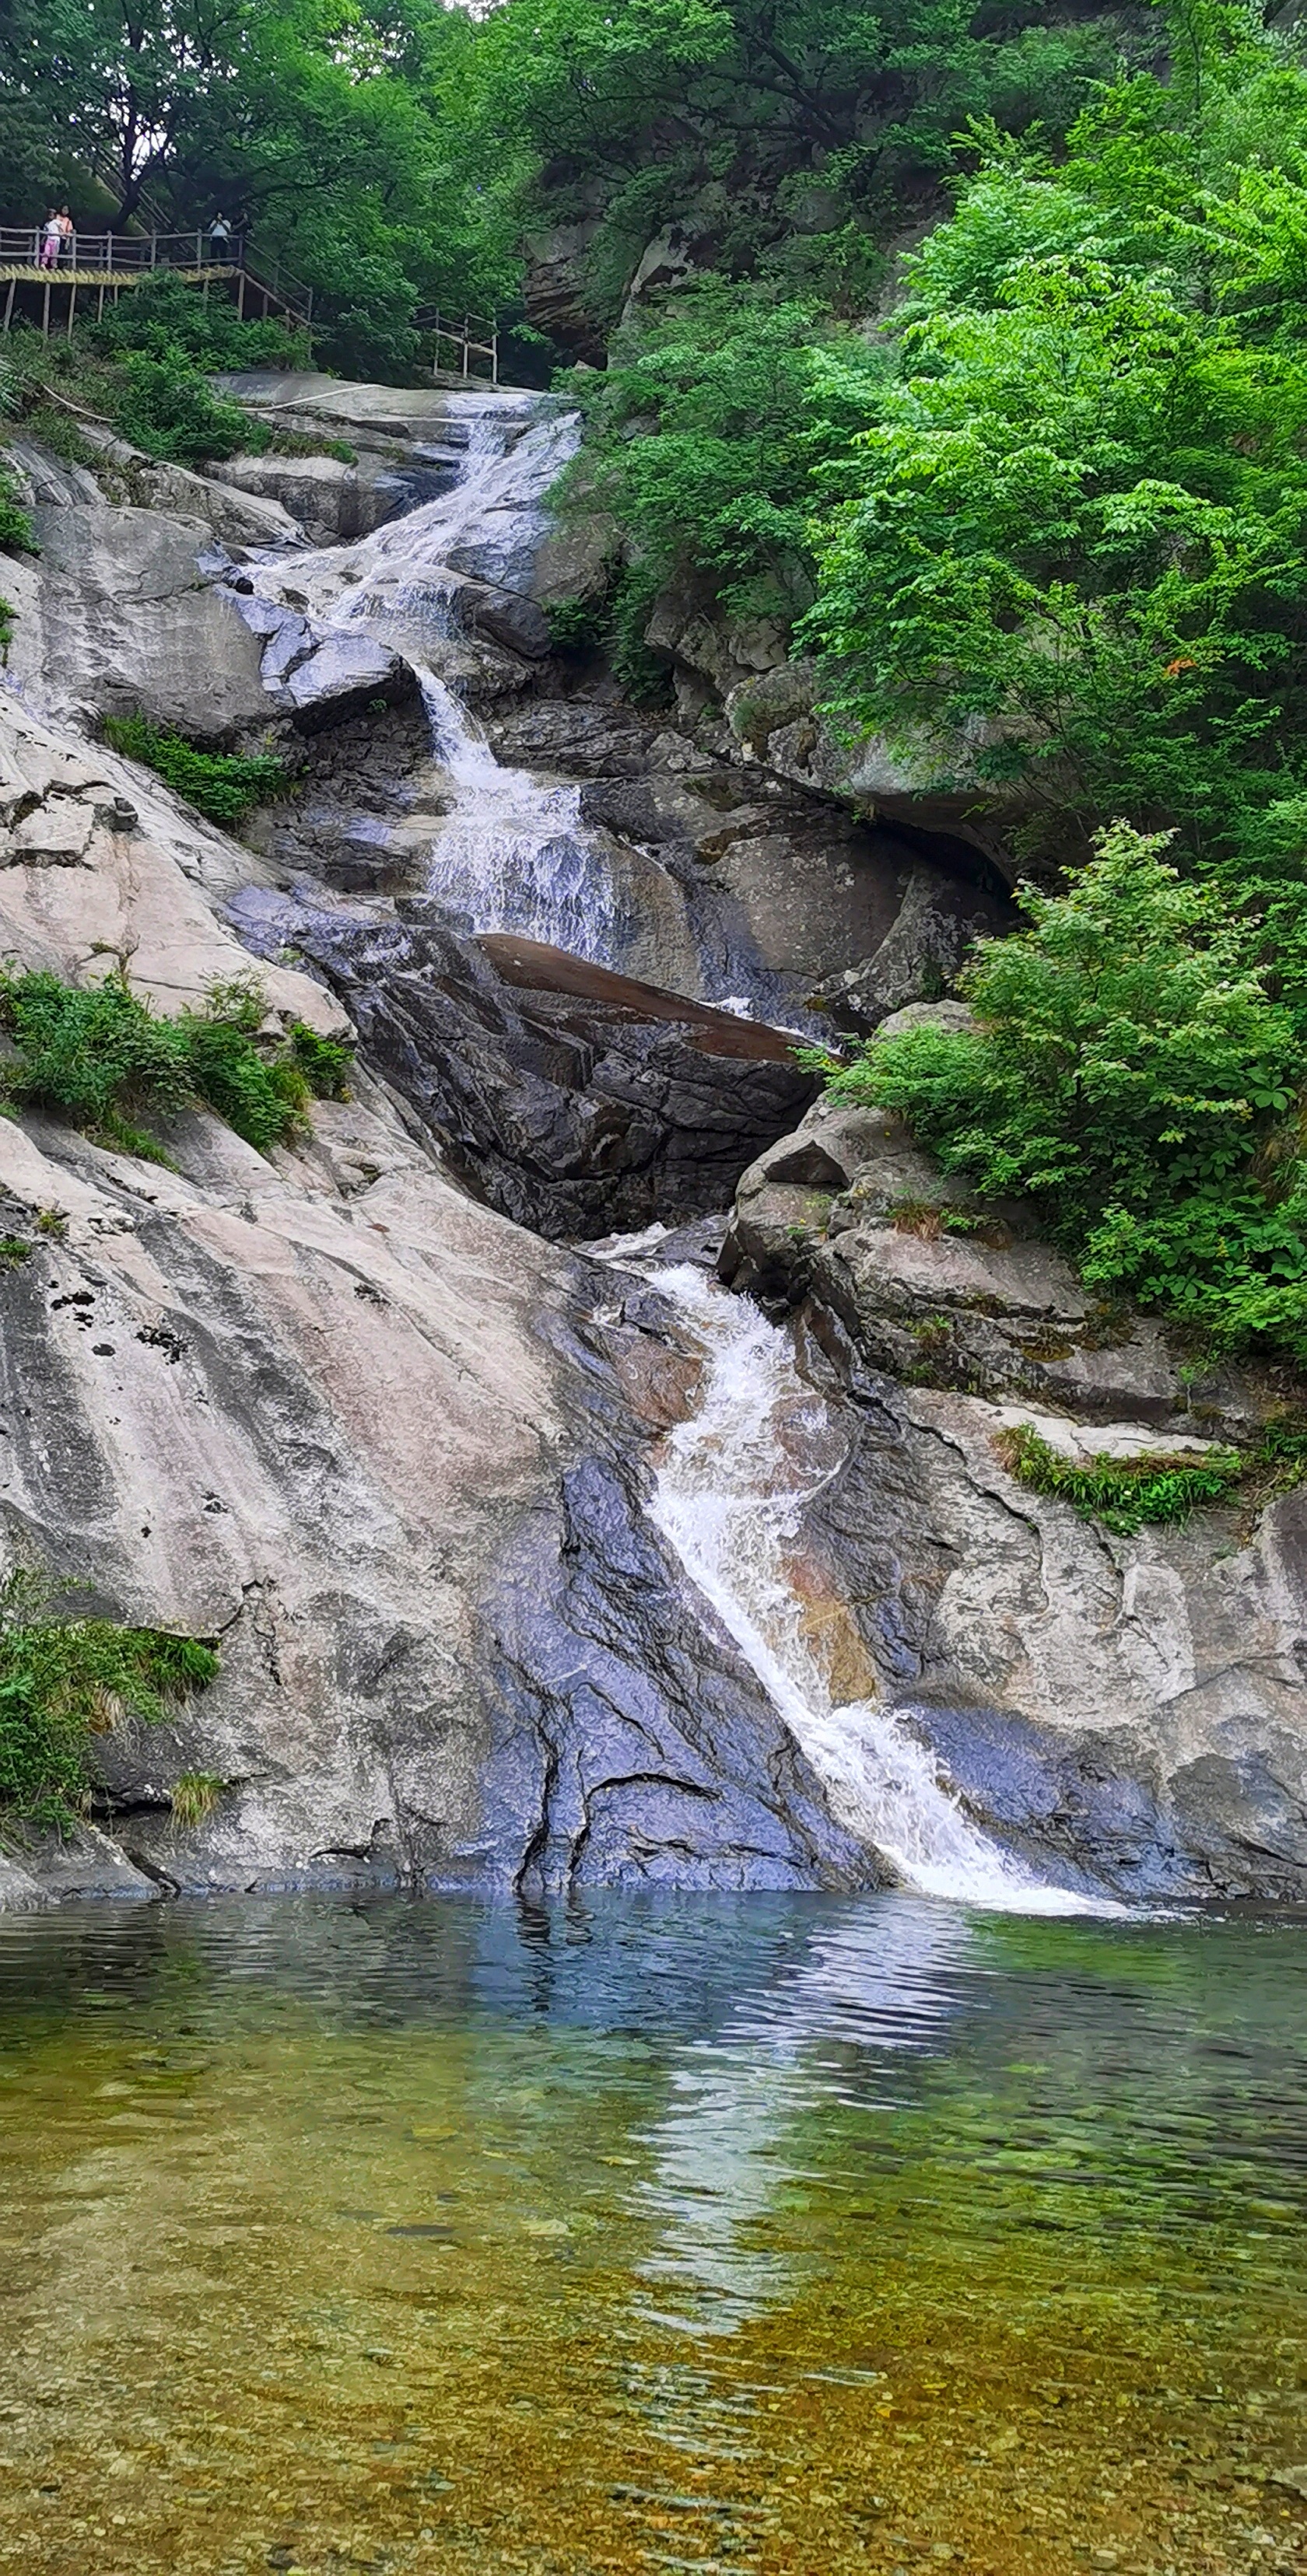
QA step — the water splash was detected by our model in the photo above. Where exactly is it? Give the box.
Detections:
[411,661,624,962]
[641,1263,1116,1915]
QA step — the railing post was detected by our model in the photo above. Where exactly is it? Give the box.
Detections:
[305,285,313,325]
[491,327,498,388]
[149,233,157,268]
[196,229,203,269]
[106,233,113,273]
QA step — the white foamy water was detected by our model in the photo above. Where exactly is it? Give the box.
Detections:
[412,662,623,962]
[643,1263,1115,1914]
[248,395,669,972]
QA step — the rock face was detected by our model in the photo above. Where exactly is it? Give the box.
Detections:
[485,700,1012,1023]
[0,688,871,1909]
[227,884,817,1238]
[718,1039,1307,1899]
[3,502,274,744]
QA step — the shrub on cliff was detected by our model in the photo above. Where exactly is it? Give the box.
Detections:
[0,968,352,1164]
[0,1569,219,1835]
[102,715,287,829]
[820,823,1307,1361]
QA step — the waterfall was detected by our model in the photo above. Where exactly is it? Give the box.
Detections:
[641,1262,1113,1914]
[411,663,623,964]
[244,391,788,1006]
[247,395,636,964]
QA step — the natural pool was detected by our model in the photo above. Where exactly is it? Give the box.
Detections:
[1,1896,1305,2576]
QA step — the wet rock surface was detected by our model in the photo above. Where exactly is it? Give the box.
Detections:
[789,1349,1307,1902]
[226,883,817,1238]
[486,698,1011,1019]
[717,1010,1307,1898]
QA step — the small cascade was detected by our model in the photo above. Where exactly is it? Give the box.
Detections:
[411,663,623,963]
[246,392,720,983]
[641,1262,1110,1914]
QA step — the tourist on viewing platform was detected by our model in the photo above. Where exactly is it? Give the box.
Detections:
[208,213,233,264]
[57,208,74,263]
[38,211,61,268]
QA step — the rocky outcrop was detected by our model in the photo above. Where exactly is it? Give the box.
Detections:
[0,687,871,1908]
[717,1023,1307,1899]
[227,884,817,1238]
[2,501,275,744]
[721,1083,1213,1430]
[485,700,1012,1023]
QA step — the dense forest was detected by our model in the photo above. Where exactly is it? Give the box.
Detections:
[5,0,1307,1360]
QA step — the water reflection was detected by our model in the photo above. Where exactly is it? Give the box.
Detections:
[1,1893,1305,2576]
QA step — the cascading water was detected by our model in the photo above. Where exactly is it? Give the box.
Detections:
[245,396,668,976]
[637,1259,1114,1914]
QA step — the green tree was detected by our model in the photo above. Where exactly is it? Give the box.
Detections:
[824,823,1307,1357]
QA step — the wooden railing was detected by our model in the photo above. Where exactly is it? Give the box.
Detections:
[422,309,499,386]
[0,229,314,324]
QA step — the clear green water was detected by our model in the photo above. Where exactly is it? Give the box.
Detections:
[2,1895,1306,2576]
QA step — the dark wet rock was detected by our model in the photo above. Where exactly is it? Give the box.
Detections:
[478,1445,883,1895]
[487,700,1011,1021]
[809,863,1011,1033]
[226,886,817,1238]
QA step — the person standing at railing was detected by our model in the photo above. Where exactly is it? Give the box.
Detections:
[39,211,61,269]
[208,213,233,265]
[57,208,74,264]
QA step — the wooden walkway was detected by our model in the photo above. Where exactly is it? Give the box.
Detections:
[0,230,314,337]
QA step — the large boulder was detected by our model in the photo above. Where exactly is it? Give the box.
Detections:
[5,502,273,743]
[226,886,818,1238]
[722,1076,1225,1430]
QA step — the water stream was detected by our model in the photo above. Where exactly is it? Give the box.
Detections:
[247,395,686,978]
[248,400,1097,1913]
[631,1258,1100,1914]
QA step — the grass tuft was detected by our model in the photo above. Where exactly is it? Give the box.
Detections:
[102,713,288,831]
[995,1424,1246,1536]
[0,1569,219,1835]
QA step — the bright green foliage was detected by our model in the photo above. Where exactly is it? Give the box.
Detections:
[562,288,884,632]
[0,1567,219,1835]
[93,271,303,374]
[823,823,1307,1359]
[801,5,1307,860]
[995,1425,1246,1535]
[477,0,1120,331]
[0,967,351,1161]
[285,1020,353,1101]
[102,714,286,828]
[0,366,36,579]
[0,475,34,559]
[110,350,254,464]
